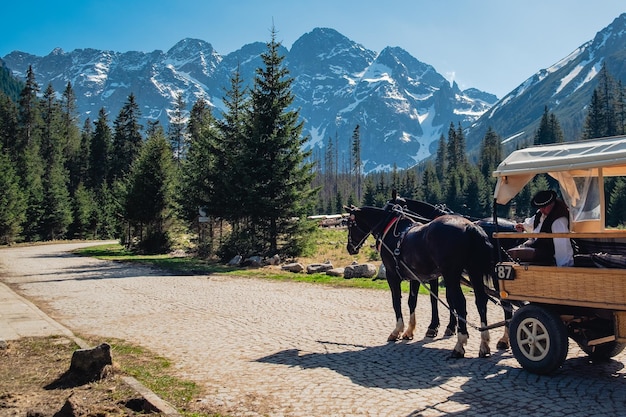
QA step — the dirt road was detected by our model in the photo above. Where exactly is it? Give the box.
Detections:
[2,242,626,416]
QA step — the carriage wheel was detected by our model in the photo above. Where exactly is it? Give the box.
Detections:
[510,304,568,375]
[580,341,626,361]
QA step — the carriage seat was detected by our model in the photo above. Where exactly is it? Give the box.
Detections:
[572,237,626,268]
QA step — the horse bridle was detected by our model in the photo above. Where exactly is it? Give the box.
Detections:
[347,214,374,253]
[347,205,404,254]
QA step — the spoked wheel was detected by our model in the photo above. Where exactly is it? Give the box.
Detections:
[510,304,568,375]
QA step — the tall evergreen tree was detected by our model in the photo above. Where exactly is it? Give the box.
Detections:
[16,66,40,153]
[583,64,623,139]
[39,84,72,240]
[215,65,249,222]
[168,92,187,165]
[124,126,176,253]
[0,93,18,152]
[435,134,446,182]
[534,106,564,145]
[16,67,45,241]
[110,93,143,181]
[421,161,443,204]
[60,82,82,192]
[240,27,316,255]
[89,108,111,188]
[180,97,219,223]
[0,150,26,244]
[76,118,92,187]
[69,182,97,239]
[479,126,502,180]
[446,122,467,173]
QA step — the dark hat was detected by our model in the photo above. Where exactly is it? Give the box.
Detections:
[531,190,557,208]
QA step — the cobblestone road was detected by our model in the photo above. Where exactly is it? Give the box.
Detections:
[2,242,626,416]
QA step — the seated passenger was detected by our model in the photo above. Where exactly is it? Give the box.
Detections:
[515,190,574,266]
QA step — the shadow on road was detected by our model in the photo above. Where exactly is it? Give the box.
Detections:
[258,339,626,416]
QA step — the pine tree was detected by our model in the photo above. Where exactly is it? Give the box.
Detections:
[61,82,82,193]
[583,64,621,139]
[69,182,97,239]
[0,150,26,244]
[421,161,443,204]
[215,65,249,222]
[39,84,72,240]
[534,106,564,145]
[16,66,40,152]
[124,126,176,253]
[16,67,45,241]
[168,92,187,165]
[180,97,219,223]
[583,90,605,139]
[110,93,143,181]
[435,134,446,182]
[239,27,316,256]
[0,93,18,152]
[479,126,502,192]
[89,108,111,188]
[76,118,92,187]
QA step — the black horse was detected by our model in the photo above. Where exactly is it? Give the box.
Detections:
[379,198,457,340]
[345,204,494,358]
[391,196,520,349]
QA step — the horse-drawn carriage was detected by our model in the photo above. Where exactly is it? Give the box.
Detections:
[492,134,626,374]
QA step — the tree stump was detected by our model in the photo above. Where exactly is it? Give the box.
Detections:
[69,343,112,380]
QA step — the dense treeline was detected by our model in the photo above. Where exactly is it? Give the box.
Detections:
[2,41,626,255]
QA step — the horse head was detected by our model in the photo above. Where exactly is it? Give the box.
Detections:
[344,205,370,255]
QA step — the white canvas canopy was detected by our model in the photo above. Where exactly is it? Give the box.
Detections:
[492,135,626,231]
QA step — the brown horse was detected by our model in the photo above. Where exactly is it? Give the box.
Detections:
[345,204,494,358]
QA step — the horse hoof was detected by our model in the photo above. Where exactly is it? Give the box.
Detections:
[449,350,464,359]
[496,341,509,350]
[387,334,399,342]
[401,334,414,340]
[444,327,456,337]
[479,350,491,358]
[425,328,438,338]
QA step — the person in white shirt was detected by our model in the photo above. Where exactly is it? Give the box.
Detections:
[515,190,574,266]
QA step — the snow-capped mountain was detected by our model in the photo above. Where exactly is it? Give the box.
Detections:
[466,13,626,152]
[2,28,495,172]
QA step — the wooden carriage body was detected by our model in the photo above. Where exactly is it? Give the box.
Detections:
[491,135,626,374]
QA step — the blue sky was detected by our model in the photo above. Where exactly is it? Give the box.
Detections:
[1,1,624,98]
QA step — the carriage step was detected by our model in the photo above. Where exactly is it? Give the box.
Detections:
[587,335,616,346]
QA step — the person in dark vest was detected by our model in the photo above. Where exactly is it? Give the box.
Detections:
[515,190,574,266]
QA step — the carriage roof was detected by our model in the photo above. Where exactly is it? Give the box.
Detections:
[493,135,626,206]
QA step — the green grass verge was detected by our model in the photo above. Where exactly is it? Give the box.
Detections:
[74,243,417,292]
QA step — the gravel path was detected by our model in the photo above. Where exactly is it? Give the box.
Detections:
[2,242,626,416]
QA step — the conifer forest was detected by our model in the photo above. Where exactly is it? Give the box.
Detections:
[2,31,626,258]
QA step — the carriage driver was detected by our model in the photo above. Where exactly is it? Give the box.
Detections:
[515,190,574,266]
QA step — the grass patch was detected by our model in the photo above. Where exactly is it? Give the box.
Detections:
[1,335,219,416]
[73,241,415,292]
[82,336,217,416]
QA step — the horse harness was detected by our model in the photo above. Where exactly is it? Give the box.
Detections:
[376,206,432,279]
[374,207,491,332]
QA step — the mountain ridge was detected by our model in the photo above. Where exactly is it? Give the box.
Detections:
[4,14,626,172]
